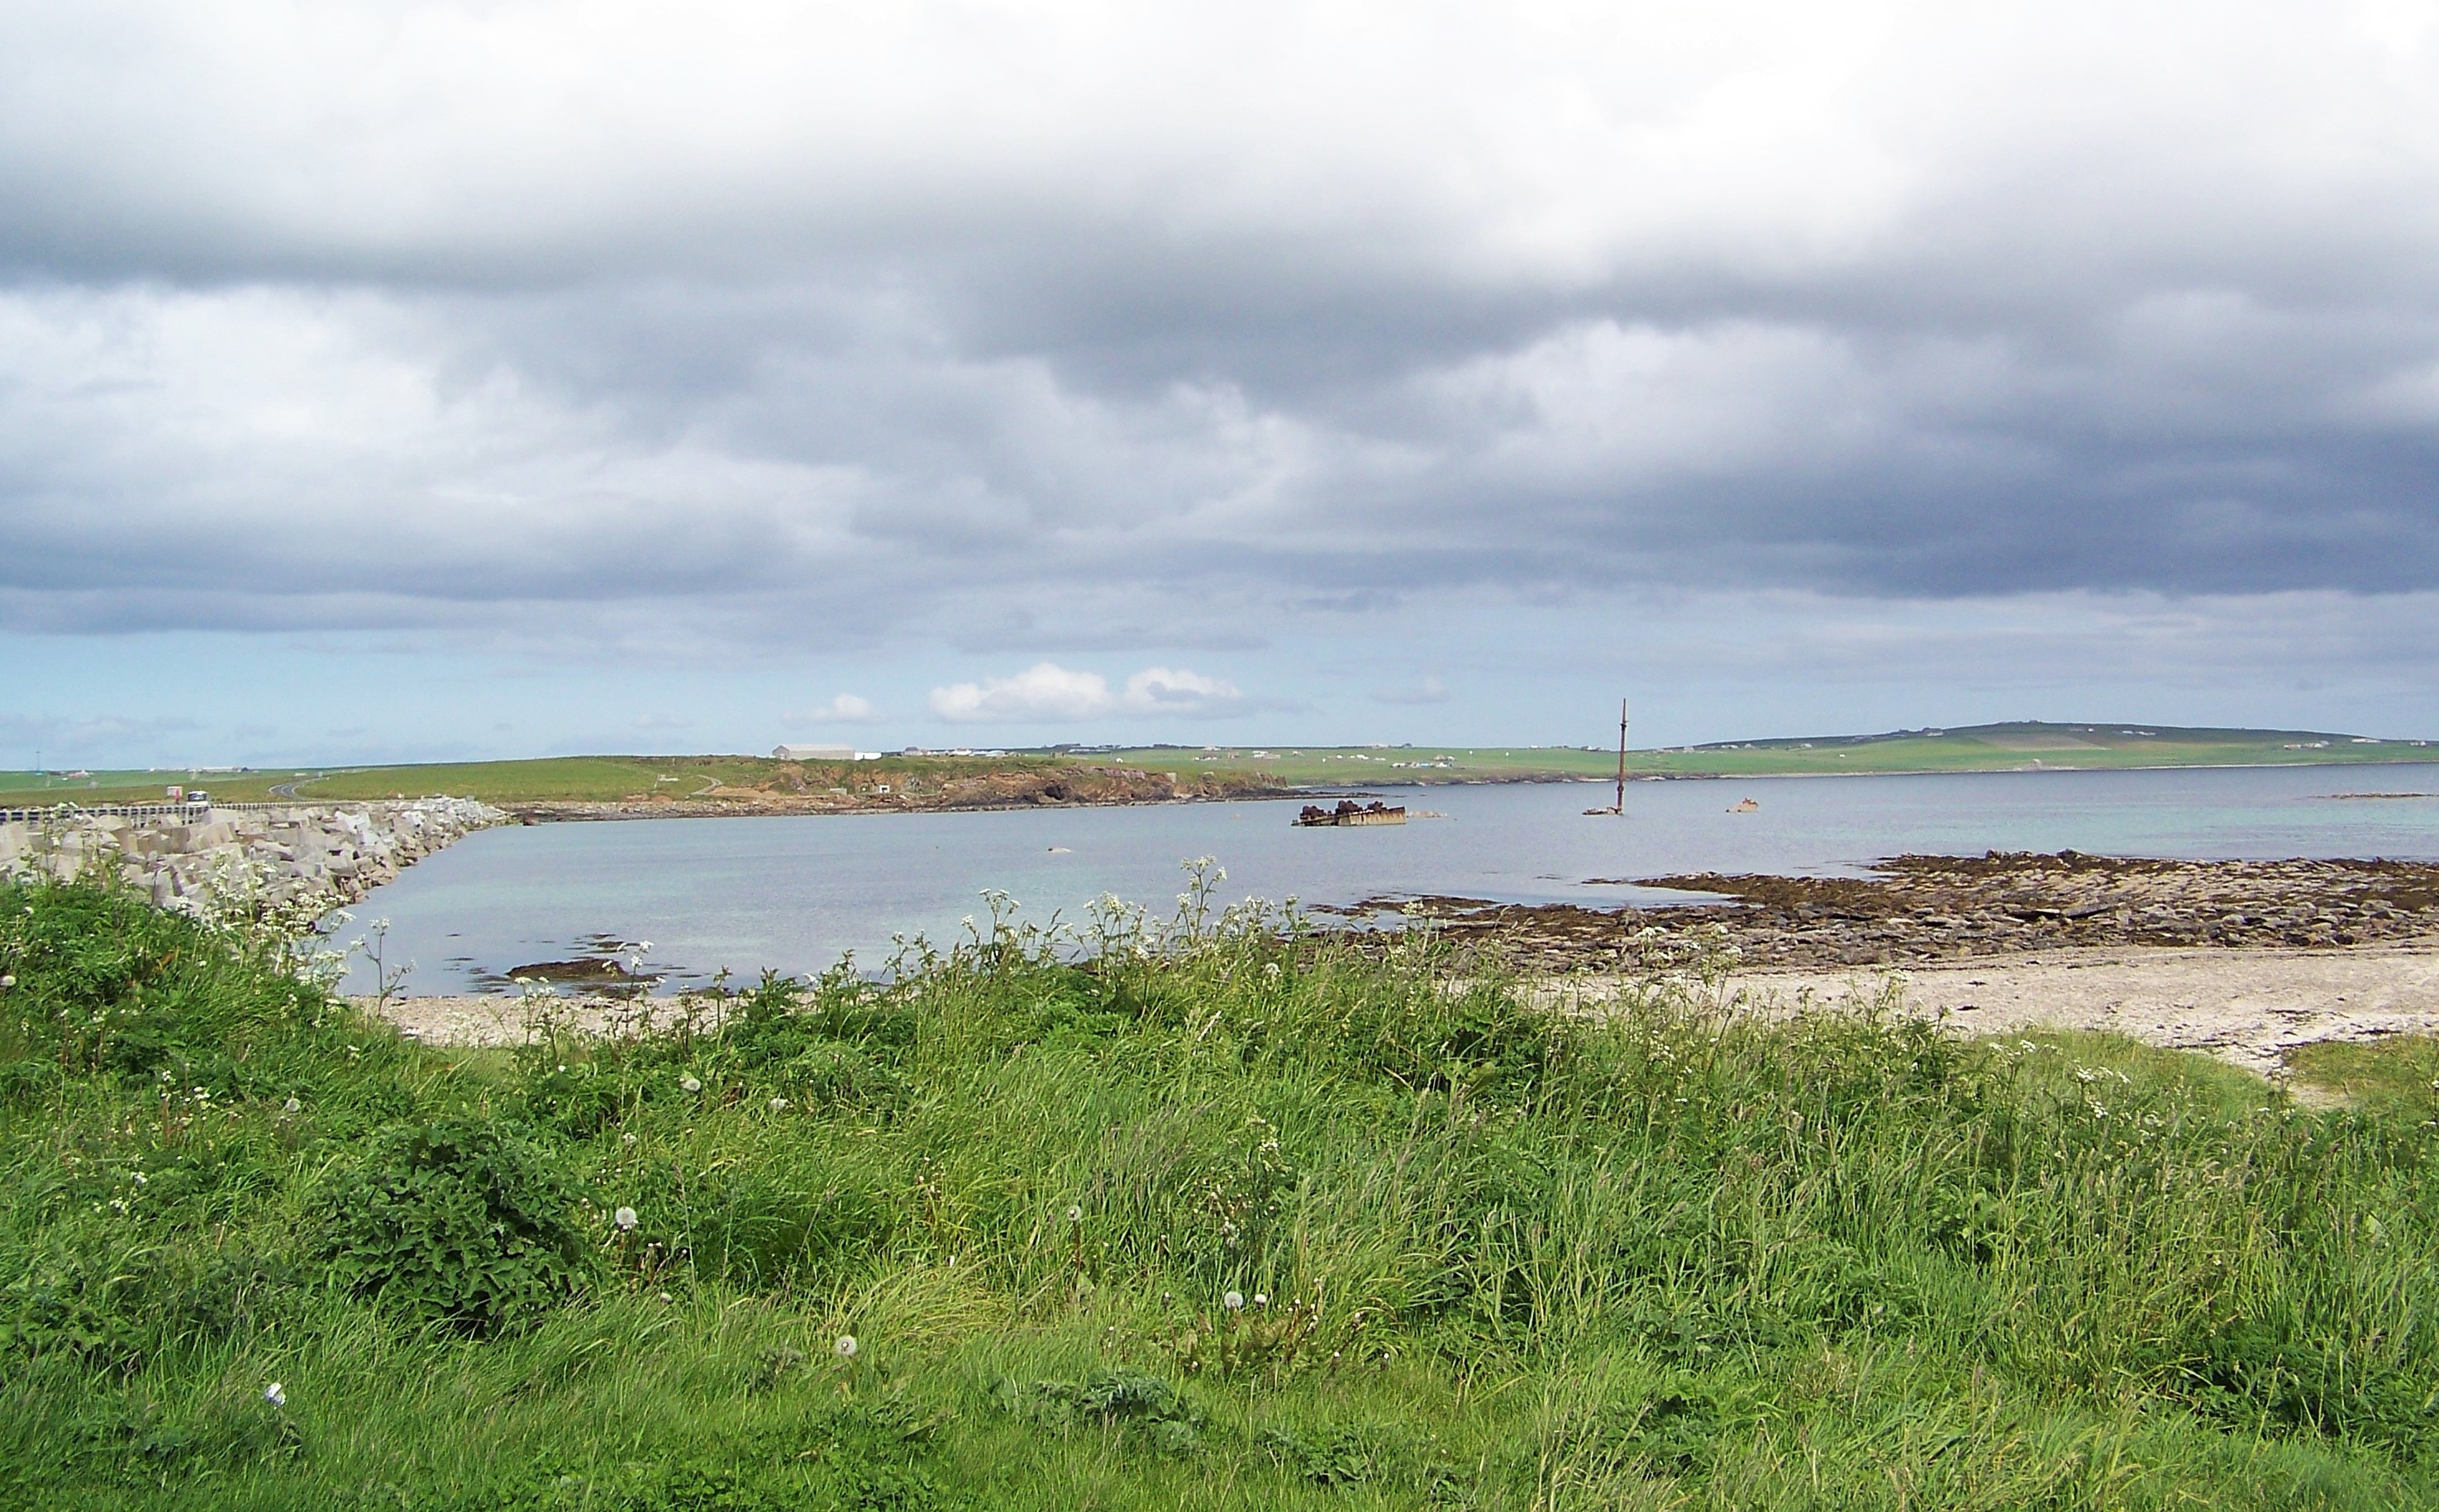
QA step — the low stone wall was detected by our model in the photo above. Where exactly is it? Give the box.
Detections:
[0,797,504,915]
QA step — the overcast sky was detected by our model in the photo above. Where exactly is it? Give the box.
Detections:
[7,2,2439,767]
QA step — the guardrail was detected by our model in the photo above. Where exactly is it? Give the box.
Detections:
[0,800,366,825]
[0,801,220,825]
[0,796,488,825]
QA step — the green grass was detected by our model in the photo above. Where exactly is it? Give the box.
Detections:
[1102,721,2439,785]
[2289,1038,2439,1122]
[0,754,1062,809]
[0,768,301,805]
[5,879,2439,1507]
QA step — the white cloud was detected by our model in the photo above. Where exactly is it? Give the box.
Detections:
[789,693,877,724]
[630,713,692,730]
[929,663,1246,722]
[931,663,1114,722]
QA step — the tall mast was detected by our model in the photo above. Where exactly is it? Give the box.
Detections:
[1613,697,1628,812]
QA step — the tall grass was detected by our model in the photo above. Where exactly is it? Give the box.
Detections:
[2,873,2434,1509]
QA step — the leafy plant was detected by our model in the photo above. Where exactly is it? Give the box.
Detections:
[308,1115,593,1334]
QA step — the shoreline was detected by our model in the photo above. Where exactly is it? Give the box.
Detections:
[359,934,2439,1082]
[230,754,2439,823]
[527,754,2439,809]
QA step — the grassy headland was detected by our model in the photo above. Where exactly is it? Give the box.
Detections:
[0,754,1282,815]
[4,877,2437,1507]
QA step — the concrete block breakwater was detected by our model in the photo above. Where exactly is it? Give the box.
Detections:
[0,798,504,915]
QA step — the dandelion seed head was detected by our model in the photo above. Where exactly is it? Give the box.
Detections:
[1065,1205,1083,1224]
[1222,1291,1245,1311]
[680,1076,703,1093]
[613,1206,639,1231]
[835,1334,859,1360]
[264,1382,286,1408]
[1253,1293,1267,1307]
[283,1096,301,1113]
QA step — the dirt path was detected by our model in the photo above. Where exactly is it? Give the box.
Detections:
[351,993,722,1047]
[368,937,2439,1081]
[1538,937,2439,1079]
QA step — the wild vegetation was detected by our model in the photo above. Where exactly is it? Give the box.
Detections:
[4,872,2437,1508]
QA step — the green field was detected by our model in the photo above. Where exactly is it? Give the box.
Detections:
[0,754,1062,809]
[1099,720,2438,786]
[5,877,2437,1506]
[3,722,2432,811]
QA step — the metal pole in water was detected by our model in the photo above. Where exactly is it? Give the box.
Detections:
[1613,698,1628,813]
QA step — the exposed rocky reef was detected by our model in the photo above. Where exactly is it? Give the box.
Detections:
[1361,851,2439,972]
[0,798,503,917]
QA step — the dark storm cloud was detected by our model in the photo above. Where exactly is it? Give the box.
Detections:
[2,1,2437,654]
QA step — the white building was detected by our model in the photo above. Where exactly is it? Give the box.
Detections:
[774,744,856,761]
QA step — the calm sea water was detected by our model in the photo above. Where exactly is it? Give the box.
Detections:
[337,763,2439,996]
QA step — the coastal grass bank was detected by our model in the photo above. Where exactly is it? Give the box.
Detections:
[3,878,2437,1507]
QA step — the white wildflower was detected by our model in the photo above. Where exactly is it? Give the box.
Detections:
[835,1334,859,1360]
[1223,1291,1245,1311]
[283,1097,301,1114]
[680,1076,703,1093]
[1253,1293,1267,1307]
[613,1206,639,1231]
[264,1382,287,1409]
[769,1096,791,1110]
[1066,1205,1083,1224]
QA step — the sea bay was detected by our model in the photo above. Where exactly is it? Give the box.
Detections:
[334,762,2439,996]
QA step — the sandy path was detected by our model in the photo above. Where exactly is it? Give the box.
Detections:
[364,939,2439,1081]
[350,993,724,1047]
[1541,939,2439,1078]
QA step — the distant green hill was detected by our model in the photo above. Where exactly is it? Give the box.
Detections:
[1093,721,2436,784]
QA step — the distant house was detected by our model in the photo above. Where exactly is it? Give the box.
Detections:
[774,744,855,761]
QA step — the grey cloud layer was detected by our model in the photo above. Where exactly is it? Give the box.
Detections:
[2,2,2437,651]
